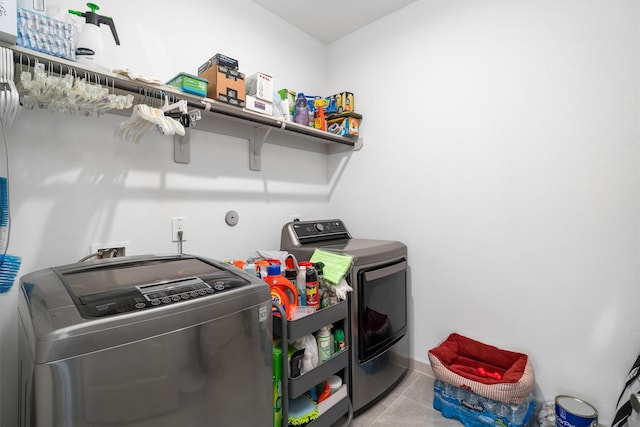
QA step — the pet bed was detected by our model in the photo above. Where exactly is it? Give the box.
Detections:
[428,333,535,404]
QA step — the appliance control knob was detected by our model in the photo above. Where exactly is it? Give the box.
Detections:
[315,223,325,233]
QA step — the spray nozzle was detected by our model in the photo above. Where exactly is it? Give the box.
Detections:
[69,2,120,45]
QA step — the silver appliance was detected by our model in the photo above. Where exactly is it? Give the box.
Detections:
[18,254,272,427]
[281,219,409,415]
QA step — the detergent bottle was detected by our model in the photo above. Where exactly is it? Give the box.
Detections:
[293,93,309,126]
[69,3,120,70]
[264,264,298,319]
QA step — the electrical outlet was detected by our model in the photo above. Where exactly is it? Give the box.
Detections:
[172,217,186,242]
[91,242,129,260]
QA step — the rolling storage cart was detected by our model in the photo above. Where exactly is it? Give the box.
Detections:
[273,300,353,426]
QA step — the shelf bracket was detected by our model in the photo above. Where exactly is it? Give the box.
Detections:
[249,126,272,171]
[174,128,190,164]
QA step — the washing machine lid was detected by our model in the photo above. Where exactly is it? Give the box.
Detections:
[281,220,407,265]
[52,255,252,319]
[60,256,225,298]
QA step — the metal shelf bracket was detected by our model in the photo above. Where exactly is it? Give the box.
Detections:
[174,128,190,164]
[249,126,272,171]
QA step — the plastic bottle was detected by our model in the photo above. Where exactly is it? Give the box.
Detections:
[243,263,259,278]
[305,264,320,309]
[334,328,345,353]
[284,268,297,288]
[327,375,342,394]
[68,3,120,70]
[264,264,298,319]
[315,262,330,309]
[296,266,307,306]
[317,325,332,363]
[293,93,309,125]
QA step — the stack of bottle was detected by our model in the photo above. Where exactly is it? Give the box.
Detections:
[433,379,536,427]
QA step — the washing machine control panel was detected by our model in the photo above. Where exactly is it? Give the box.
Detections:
[77,276,246,318]
[292,220,349,241]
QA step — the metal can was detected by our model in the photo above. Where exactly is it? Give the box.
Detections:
[555,395,598,427]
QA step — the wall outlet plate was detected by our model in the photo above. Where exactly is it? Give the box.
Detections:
[172,217,186,242]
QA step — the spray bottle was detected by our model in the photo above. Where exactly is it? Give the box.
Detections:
[69,3,120,70]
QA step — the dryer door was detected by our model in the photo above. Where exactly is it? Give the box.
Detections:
[357,259,408,363]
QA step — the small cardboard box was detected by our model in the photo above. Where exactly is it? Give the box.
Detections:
[245,95,272,116]
[197,53,239,75]
[327,116,359,137]
[167,73,208,97]
[199,65,246,106]
[329,92,355,113]
[245,72,273,102]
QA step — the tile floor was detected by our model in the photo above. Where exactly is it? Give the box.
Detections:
[347,369,460,426]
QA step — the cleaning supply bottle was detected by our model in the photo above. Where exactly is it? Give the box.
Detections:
[334,328,345,353]
[293,93,309,125]
[264,264,298,319]
[242,263,259,278]
[315,262,330,309]
[296,265,306,306]
[285,268,297,289]
[69,3,120,70]
[305,263,320,309]
[316,325,332,363]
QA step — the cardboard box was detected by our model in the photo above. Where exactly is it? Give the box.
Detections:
[199,65,246,106]
[329,92,355,113]
[166,73,208,97]
[245,95,273,116]
[245,72,273,102]
[197,53,239,75]
[327,116,359,137]
[273,346,283,427]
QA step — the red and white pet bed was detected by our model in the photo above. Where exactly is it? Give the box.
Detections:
[428,333,535,404]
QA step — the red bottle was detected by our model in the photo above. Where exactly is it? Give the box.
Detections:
[305,264,320,309]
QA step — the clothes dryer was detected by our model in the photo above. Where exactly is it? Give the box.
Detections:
[281,219,410,415]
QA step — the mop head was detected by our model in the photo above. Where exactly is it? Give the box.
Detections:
[287,394,319,426]
[0,254,21,294]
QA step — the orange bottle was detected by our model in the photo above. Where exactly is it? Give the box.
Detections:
[265,264,298,319]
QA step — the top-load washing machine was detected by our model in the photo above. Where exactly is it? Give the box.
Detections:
[18,254,272,427]
[281,219,410,415]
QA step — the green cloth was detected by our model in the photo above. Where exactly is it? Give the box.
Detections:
[310,249,353,284]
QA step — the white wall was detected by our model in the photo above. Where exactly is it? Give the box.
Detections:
[0,1,339,425]
[327,0,640,424]
[2,1,638,425]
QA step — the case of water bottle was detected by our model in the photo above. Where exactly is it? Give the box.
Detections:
[434,379,535,427]
[17,8,76,60]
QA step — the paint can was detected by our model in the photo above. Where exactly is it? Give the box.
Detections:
[555,395,598,427]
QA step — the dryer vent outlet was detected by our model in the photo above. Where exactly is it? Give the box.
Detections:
[97,247,126,259]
